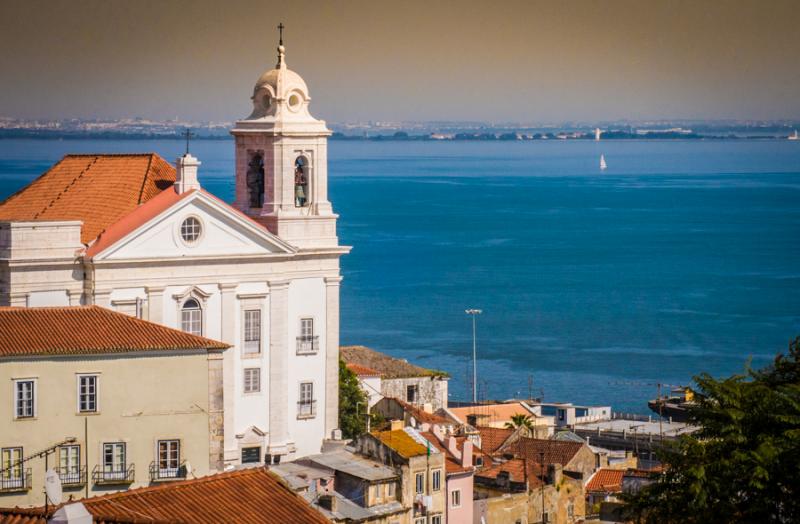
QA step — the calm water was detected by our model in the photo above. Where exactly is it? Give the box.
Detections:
[2,138,799,413]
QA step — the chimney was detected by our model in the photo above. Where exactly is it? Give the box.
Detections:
[423,402,433,414]
[390,419,404,431]
[317,494,337,513]
[461,439,473,467]
[49,502,92,524]
[175,154,201,193]
[447,436,460,460]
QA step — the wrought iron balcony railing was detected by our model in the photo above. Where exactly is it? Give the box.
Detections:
[296,335,319,355]
[149,461,187,482]
[0,468,31,492]
[56,466,87,487]
[297,400,317,419]
[92,464,135,485]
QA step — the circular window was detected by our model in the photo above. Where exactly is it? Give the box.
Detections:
[288,94,301,110]
[180,217,202,244]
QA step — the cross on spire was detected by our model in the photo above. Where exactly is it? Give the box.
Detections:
[183,128,195,156]
[278,23,284,46]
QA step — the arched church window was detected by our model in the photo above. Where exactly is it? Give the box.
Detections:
[247,153,265,208]
[181,298,202,336]
[294,156,309,208]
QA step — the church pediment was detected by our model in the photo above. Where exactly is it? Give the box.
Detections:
[90,190,295,261]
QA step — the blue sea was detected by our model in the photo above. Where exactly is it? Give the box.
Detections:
[1,138,799,413]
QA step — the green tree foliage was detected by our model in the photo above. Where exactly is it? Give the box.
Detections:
[505,413,535,431]
[624,337,800,523]
[339,359,369,439]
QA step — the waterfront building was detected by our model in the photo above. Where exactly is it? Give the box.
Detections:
[0,306,228,507]
[527,402,612,428]
[341,346,449,411]
[447,401,554,438]
[0,41,348,466]
[0,467,329,523]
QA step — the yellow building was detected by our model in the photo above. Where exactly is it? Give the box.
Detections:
[0,306,228,507]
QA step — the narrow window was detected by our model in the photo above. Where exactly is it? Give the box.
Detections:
[181,298,202,336]
[14,380,34,418]
[241,446,261,464]
[432,516,442,524]
[415,472,424,494]
[1,447,23,489]
[103,442,126,480]
[246,152,265,208]
[387,481,396,499]
[432,469,442,491]
[297,317,317,354]
[243,309,261,354]
[451,488,462,508]
[406,384,418,404]
[298,382,315,417]
[158,440,180,477]
[59,445,81,484]
[294,156,309,207]
[244,368,261,393]
[77,375,98,413]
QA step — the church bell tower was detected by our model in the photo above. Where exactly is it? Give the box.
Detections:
[231,33,337,249]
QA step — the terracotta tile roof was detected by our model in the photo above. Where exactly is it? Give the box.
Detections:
[475,458,544,488]
[3,468,329,524]
[373,430,429,458]
[341,345,447,379]
[477,427,515,454]
[0,508,47,524]
[586,468,625,493]
[393,398,451,425]
[449,402,539,425]
[346,362,382,377]
[420,432,471,475]
[502,437,586,468]
[0,154,175,244]
[0,306,229,357]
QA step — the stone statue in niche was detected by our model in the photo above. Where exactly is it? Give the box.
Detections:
[247,153,265,208]
[294,157,308,207]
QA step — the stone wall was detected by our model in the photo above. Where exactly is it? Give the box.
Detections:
[382,376,449,411]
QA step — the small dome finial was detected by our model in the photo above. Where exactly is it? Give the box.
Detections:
[276,22,286,69]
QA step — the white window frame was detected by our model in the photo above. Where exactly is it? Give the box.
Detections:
[59,445,81,481]
[241,446,261,464]
[157,439,180,477]
[243,368,261,394]
[298,382,315,418]
[432,468,442,491]
[13,379,36,419]
[1,447,23,487]
[431,515,443,524]
[406,384,418,404]
[179,216,203,246]
[102,442,126,480]
[243,309,262,354]
[415,472,424,494]
[451,488,462,508]
[77,374,99,413]
[180,298,203,336]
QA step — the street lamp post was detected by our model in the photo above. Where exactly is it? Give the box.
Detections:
[465,308,482,403]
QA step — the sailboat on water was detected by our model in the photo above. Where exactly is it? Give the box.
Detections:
[789,130,799,141]
[600,154,607,170]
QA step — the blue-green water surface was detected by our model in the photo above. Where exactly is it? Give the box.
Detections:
[1,138,798,412]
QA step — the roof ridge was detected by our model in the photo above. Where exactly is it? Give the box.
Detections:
[33,156,98,220]
[137,153,156,205]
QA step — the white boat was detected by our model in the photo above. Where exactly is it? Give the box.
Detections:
[789,130,799,141]
[600,154,607,170]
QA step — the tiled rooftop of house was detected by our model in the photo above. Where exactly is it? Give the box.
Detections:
[475,458,544,488]
[586,468,625,493]
[393,398,451,425]
[0,154,175,244]
[346,361,382,377]
[449,402,540,425]
[420,431,472,475]
[374,429,432,459]
[0,306,229,357]
[1,467,330,524]
[341,345,447,379]
[502,437,586,468]
[476,426,515,454]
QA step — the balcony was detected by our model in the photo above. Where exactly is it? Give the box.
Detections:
[0,469,31,492]
[297,400,317,419]
[296,335,319,355]
[92,464,135,485]
[149,461,187,482]
[56,466,87,488]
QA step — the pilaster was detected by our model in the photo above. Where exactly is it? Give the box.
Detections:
[67,290,82,306]
[267,279,290,457]
[207,350,225,471]
[218,282,238,464]
[324,275,342,437]
[145,286,165,324]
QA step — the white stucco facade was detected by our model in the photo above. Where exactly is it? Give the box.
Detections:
[0,43,348,467]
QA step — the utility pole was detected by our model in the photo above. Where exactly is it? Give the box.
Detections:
[465,309,482,403]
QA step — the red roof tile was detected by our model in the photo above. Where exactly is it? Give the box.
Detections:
[420,432,472,475]
[475,458,544,488]
[0,154,175,244]
[0,306,229,357]
[393,398,451,425]
[501,437,586,468]
[346,362,381,377]
[586,468,625,493]
[0,508,47,524]
[477,427,515,454]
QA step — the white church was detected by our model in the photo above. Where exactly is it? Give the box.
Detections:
[0,41,349,466]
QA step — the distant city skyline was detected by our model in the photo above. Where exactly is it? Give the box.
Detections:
[1,0,799,122]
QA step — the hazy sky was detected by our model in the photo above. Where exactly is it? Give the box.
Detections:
[1,0,799,123]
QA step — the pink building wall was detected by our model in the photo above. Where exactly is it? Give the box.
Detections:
[447,471,473,523]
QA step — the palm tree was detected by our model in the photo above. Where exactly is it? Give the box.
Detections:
[505,414,535,431]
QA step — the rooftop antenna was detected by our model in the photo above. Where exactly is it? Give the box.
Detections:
[183,128,195,156]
